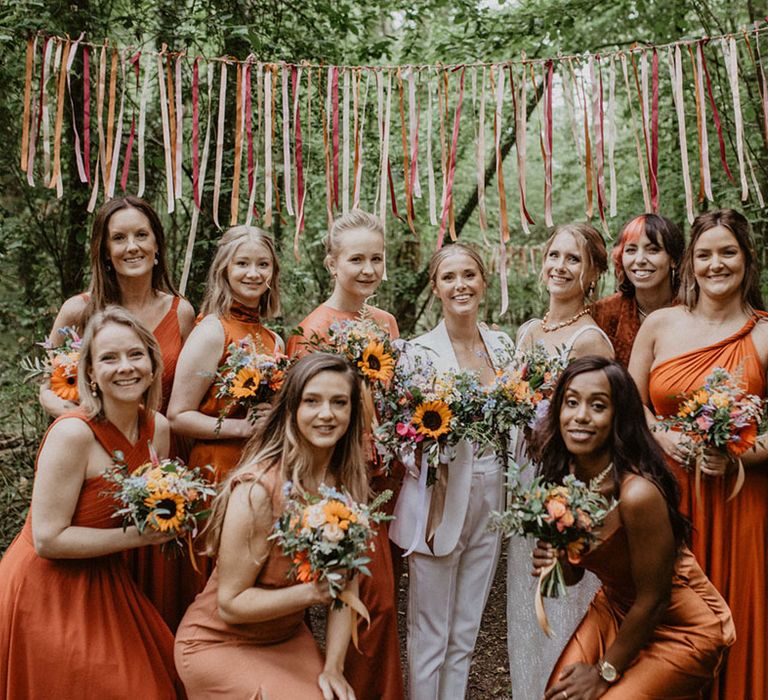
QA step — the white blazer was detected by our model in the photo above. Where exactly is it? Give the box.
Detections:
[389,320,512,557]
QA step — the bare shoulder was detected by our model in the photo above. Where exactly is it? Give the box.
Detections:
[188,313,225,346]
[176,297,196,325]
[226,478,274,530]
[41,416,93,457]
[55,294,89,328]
[152,412,171,453]
[644,305,685,329]
[571,325,614,359]
[618,475,667,521]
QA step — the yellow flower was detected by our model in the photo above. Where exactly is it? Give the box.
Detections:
[357,341,395,383]
[412,400,452,439]
[144,491,186,532]
[711,392,730,409]
[323,500,353,530]
[230,366,262,398]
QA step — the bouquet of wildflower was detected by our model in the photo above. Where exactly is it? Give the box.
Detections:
[104,444,217,558]
[212,335,291,431]
[270,484,391,645]
[485,343,567,433]
[657,367,763,499]
[490,473,615,636]
[22,327,82,402]
[301,313,399,392]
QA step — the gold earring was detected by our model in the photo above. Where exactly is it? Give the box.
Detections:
[89,380,98,397]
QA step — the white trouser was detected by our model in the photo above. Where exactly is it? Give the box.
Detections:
[407,466,503,700]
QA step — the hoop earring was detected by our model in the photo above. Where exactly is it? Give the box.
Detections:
[89,380,99,397]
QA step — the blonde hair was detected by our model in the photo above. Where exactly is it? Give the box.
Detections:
[202,353,368,557]
[200,226,281,318]
[427,242,488,290]
[543,222,608,302]
[77,306,163,418]
[323,209,385,271]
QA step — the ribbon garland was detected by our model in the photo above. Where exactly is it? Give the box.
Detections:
[17,26,768,239]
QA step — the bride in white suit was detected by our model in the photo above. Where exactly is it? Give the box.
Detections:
[390,242,512,700]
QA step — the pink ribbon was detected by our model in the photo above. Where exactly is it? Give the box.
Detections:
[83,44,90,183]
[331,66,340,209]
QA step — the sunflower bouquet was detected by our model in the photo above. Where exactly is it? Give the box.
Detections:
[657,367,764,499]
[104,444,217,556]
[212,336,291,431]
[490,473,615,635]
[22,326,82,403]
[301,313,399,391]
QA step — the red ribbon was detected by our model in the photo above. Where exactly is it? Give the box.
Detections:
[83,45,91,183]
[649,49,659,211]
[191,57,201,208]
[700,39,736,184]
[437,67,466,249]
[120,51,141,192]
[332,66,340,209]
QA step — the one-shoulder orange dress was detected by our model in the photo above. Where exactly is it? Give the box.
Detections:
[174,465,327,699]
[0,412,179,699]
[648,314,768,700]
[548,476,735,698]
[288,303,404,700]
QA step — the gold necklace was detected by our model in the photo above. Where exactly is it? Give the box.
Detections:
[588,462,614,492]
[541,307,589,333]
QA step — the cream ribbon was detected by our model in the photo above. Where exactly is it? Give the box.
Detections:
[65,34,87,184]
[264,65,274,227]
[668,46,695,224]
[514,63,530,234]
[722,37,749,201]
[41,39,55,186]
[426,74,438,225]
[695,44,714,202]
[282,64,294,217]
[106,49,126,200]
[156,52,175,213]
[212,61,227,228]
[174,55,184,200]
[607,57,617,217]
[620,53,651,212]
[408,70,422,199]
[342,68,350,214]
[137,52,152,197]
[476,66,488,234]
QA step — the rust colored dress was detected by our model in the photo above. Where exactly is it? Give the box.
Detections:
[0,412,179,699]
[288,303,404,700]
[549,476,735,698]
[648,314,768,700]
[592,293,641,368]
[174,465,326,700]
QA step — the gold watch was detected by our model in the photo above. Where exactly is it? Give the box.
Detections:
[596,659,620,684]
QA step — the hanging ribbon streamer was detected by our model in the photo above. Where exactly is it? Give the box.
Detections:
[26,35,42,186]
[104,48,118,191]
[137,51,151,197]
[621,54,651,211]
[341,67,350,214]
[191,57,201,209]
[20,37,35,173]
[106,49,127,199]
[542,60,554,228]
[352,69,369,211]
[283,64,294,217]
[436,69,448,232]
[573,60,594,220]
[378,70,393,234]
[408,69,422,200]
[41,38,55,186]
[331,66,340,210]
[323,66,334,228]
[180,61,215,296]
[120,51,141,192]
[649,49,660,212]
[490,67,510,245]
[722,37,749,201]
[245,63,263,228]
[174,54,184,199]
[230,62,244,225]
[244,58,255,216]
[699,40,735,185]
[292,66,306,253]
[561,60,583,167]
[668,46,695,224]
[49,37,71,197]
[398,69,416,233]
[511,62,535,232]
[264,64,275,227]
[687,44,709,203]
[437,66,465,249]
[475,66,488,233]
[753,26,768,146]
[156,49,175,213]
[87,43,107,213]
[607,57,618,218]
[65,34,87,184]
[83,45,91,184]
[426,74,438,226]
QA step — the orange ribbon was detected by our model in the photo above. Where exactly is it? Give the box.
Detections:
[105,48,118,188]
[425,461,449,553]
[535,558,558,637]
[338,589,370,652]
[693,451,745,504]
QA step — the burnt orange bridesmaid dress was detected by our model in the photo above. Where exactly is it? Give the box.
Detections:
[0,412,178,699]
[592,293,641,368]
[174,465,326,700]
[549,478,734,698]
[648,314,768,699]
[288,303,404,700]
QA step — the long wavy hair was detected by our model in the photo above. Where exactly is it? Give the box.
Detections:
[612,214,685,297]
[85,196,178,327]
[200,226,281,318]
[537,356,691,548]
[202,353,368,556]
[679,209,764,311]
[77,306,163,418]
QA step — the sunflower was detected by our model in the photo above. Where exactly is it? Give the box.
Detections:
[412,400,452,439]
[357,341,395,383]
[229,366,262,398]
[144,491,186,532]
[50,364,79,402]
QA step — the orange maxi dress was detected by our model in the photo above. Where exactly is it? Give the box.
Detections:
[548,477,735,698]
[0,412,179,699]
[592,293,641,368]
[649,314,768,700]
[127,294,192,630]
[174,465,326,699]
[288,303,405,700]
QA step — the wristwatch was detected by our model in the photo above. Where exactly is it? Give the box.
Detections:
[596,659,620,684]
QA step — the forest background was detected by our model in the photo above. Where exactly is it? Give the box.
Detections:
[0,0,766,551]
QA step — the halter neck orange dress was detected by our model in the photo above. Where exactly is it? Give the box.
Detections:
[174,464,327,699]
[0,412,179,699]
[548,476,735,698]
[288,303,404,700]
[648,313,768,700]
